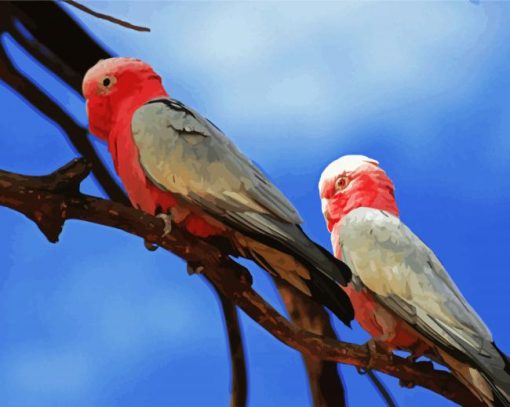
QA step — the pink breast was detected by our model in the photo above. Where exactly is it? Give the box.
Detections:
[346,284,428,353]
[109,123,178,214]
[109,124,224,238]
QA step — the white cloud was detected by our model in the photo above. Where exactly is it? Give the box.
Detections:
[63,1,510,192]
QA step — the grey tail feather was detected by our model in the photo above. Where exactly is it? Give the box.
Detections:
[485,343,510,407]
[458,341,510,407]
[271,223,352,287]
[485,377,510,407]
[305,270,354,327]
[310,239,352,286]
[211,210,353,288]
[247,246,354,327]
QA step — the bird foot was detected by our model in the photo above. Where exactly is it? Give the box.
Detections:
[358,338,390,374]
[187,262,205,275]
[143,213,173,251]
[144,240,159,251]
[399,379,416,389]
[157,213,172,237]
[406,353,419,363]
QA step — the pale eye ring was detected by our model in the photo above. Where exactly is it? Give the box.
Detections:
[335,176,349,191]
[99,75,116,89]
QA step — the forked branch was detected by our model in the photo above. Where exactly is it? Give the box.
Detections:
[0,159,482,407]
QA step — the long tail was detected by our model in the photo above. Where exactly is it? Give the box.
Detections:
[438,342,510,407]
[481,343,510,407]
[231,232,354,326]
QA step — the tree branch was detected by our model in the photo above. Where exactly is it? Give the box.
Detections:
[1,1,111,91]
[276,280,396,407]
[1,5,248,404]
[207,281,248,407]
[275,279,347,407]
[61,0,150,32]
[0,42,129,205]
[1,2,249,404]
[0,159,482,407]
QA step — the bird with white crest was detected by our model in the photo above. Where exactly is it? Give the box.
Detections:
[319,154,510,406]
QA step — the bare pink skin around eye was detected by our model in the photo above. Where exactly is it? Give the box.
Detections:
[324,164,429,355]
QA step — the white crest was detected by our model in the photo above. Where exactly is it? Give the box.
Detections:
[318,155,379,193]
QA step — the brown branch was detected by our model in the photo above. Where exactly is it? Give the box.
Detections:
[1,2,247,406]
[276,280,397,407]
[1,1,111,89]
[6,16,83,92]
[0,159,483,407]
[0,42,129,205]
[365,371,397,407]
[1,5,247,404]
[275,279,346,406]
[2,7,247,406]
[61,0,150,32]
[207,281,248,407]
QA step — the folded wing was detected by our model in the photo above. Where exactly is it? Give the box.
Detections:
[130,98,353,324]
[339,207,510,403]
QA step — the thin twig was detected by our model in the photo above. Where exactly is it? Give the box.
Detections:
[0,43,130,205]
[0,159,482,407]
[275,279,397,407]
[7,17,83,92]
[208,281,248,407]
[0,4,478,405]
[2,5,248,404]
[366,371,397,407]
[61,0,150,32]
[275,279,346,407]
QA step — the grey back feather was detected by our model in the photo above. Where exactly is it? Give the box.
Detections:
[130,99,351,288]
[339,207,510,401]
[131,99,302,224]
[340,208,491,346]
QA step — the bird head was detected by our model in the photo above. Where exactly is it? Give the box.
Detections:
[82,57,167,140]
[318,155,398,231]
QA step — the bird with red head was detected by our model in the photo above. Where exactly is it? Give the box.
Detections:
[82,57,355,327]
[320,154,510,406]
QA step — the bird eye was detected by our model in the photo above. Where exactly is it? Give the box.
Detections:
[99,75,116,90]
[335,176,349,191]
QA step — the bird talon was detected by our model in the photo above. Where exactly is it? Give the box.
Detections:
[157,213,172,237]
[144,240,158,251]
[356,366,369,375]
[406,353,419,363]
[187,262,205,275]
[361,338,392,373]
[399,379,416,389]
[363,339,378,372]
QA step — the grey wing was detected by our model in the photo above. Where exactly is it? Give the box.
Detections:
[130,98,351,287]
[339,207,494,355]
[339,207,510,403]
[131,98,302,224]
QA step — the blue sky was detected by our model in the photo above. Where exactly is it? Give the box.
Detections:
[1,1,510,406]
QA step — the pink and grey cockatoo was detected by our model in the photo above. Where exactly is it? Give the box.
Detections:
[319,154,510,406]
[81,57,354,325]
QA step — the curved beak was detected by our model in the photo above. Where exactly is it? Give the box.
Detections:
[86,99,111,140]
[321,198,333,230]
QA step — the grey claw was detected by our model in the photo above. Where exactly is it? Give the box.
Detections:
[157,213,172,237]
[187,263,205,275]
[144,240,158,251]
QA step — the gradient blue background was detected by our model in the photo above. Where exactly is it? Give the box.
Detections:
[1,2,509,406]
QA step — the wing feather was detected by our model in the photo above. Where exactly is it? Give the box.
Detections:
[132,98,302,224]
[339,207,492,354]
[130,98,351,288]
